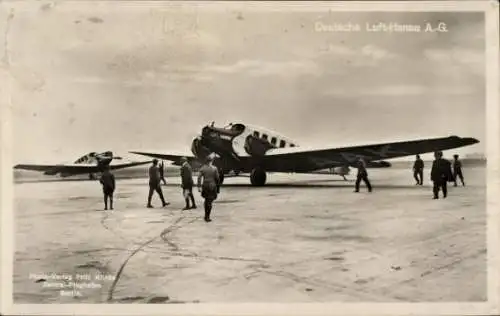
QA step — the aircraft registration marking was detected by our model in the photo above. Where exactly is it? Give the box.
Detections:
[309,157,342,167]
[363,144,410,158]
[339,144,410,163]
[339,152,363,163]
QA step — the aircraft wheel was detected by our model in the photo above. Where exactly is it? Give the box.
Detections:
[250,168,267,186]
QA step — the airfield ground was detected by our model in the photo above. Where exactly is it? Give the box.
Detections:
[13,167,486,303]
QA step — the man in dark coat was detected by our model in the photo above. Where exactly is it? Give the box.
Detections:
[413,154,424,185]
[99,165,115,210]
[354,157,372,193]
[430,151,453,199]
[147,159,169,208]
[159,160,167,185]
[180,157,196,210]
[453,154,465,187]
[197,154,220,222]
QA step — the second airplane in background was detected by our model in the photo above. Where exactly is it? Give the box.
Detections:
[14,151,152,180]
[130,122,479,186]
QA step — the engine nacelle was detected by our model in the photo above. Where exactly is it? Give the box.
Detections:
[244,135,274,157]
[191,137,212,161]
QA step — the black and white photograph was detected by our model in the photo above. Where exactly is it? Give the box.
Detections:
[1,1,499,315]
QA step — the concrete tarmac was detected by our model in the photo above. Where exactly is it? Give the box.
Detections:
[13,167,486,303]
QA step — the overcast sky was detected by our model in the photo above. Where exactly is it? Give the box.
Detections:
[4,2,486,163]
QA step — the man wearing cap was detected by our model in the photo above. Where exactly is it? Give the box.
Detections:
[180,156,196,210]
[430,151,453,199]
[197,154,220,222]
[147,159,169,208]
[354,157,372,193]
[452,154,465,187]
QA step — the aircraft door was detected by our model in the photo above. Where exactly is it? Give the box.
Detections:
[244,135,273,157]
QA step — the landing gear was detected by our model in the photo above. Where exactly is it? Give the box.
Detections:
[250,168,267,186]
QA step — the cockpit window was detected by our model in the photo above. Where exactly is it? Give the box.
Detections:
[290,143,296,147]
[271,137,277,145]
[279,140,286,148]
[230,123,245,133]
[253,131,260,138]
[262,134,268,140]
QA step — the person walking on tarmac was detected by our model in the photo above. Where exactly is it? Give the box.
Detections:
[430,151,453,199]
[180,156,196,210]
[99,165,115,210]
[354,157,372,193]
[197,154,220,222]
[453,154,465,187]
[147,159,169,208]
[159,160,167,185]
[413,154,424,185]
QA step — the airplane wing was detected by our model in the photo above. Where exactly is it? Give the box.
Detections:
[14,163,102,175]
[13,164,63,172]
[258,136,479,172]
[107,160,153,171]
[129,150,200,167]
[14,161,152,176]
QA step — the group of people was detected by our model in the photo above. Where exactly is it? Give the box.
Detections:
[354,151,466,199]
[97,151,468,217]
[97,155,221,222]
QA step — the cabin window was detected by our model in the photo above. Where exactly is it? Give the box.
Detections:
[271,137,277,145]
[262,134,268,140]
[279,140,286,148]
[253,131,259,138]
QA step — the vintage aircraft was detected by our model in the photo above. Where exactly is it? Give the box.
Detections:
[130,122,479,186]
[14,151,152,179]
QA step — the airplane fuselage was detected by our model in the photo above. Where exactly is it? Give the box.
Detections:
[15,151,152,180]
[189,123,360,185]
[45,152,114,177]
[192,123,295,171]
[58,159,112,178]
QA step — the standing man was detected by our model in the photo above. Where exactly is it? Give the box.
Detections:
[197,155,220,222]
[99,165,115,210]
[354,157,372,193]
[159,160,167,185]
[430,151,453,199]
[147,159,169,208]
[413,154,424,185]
[180,157,196,210]
[453,154,465,187]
